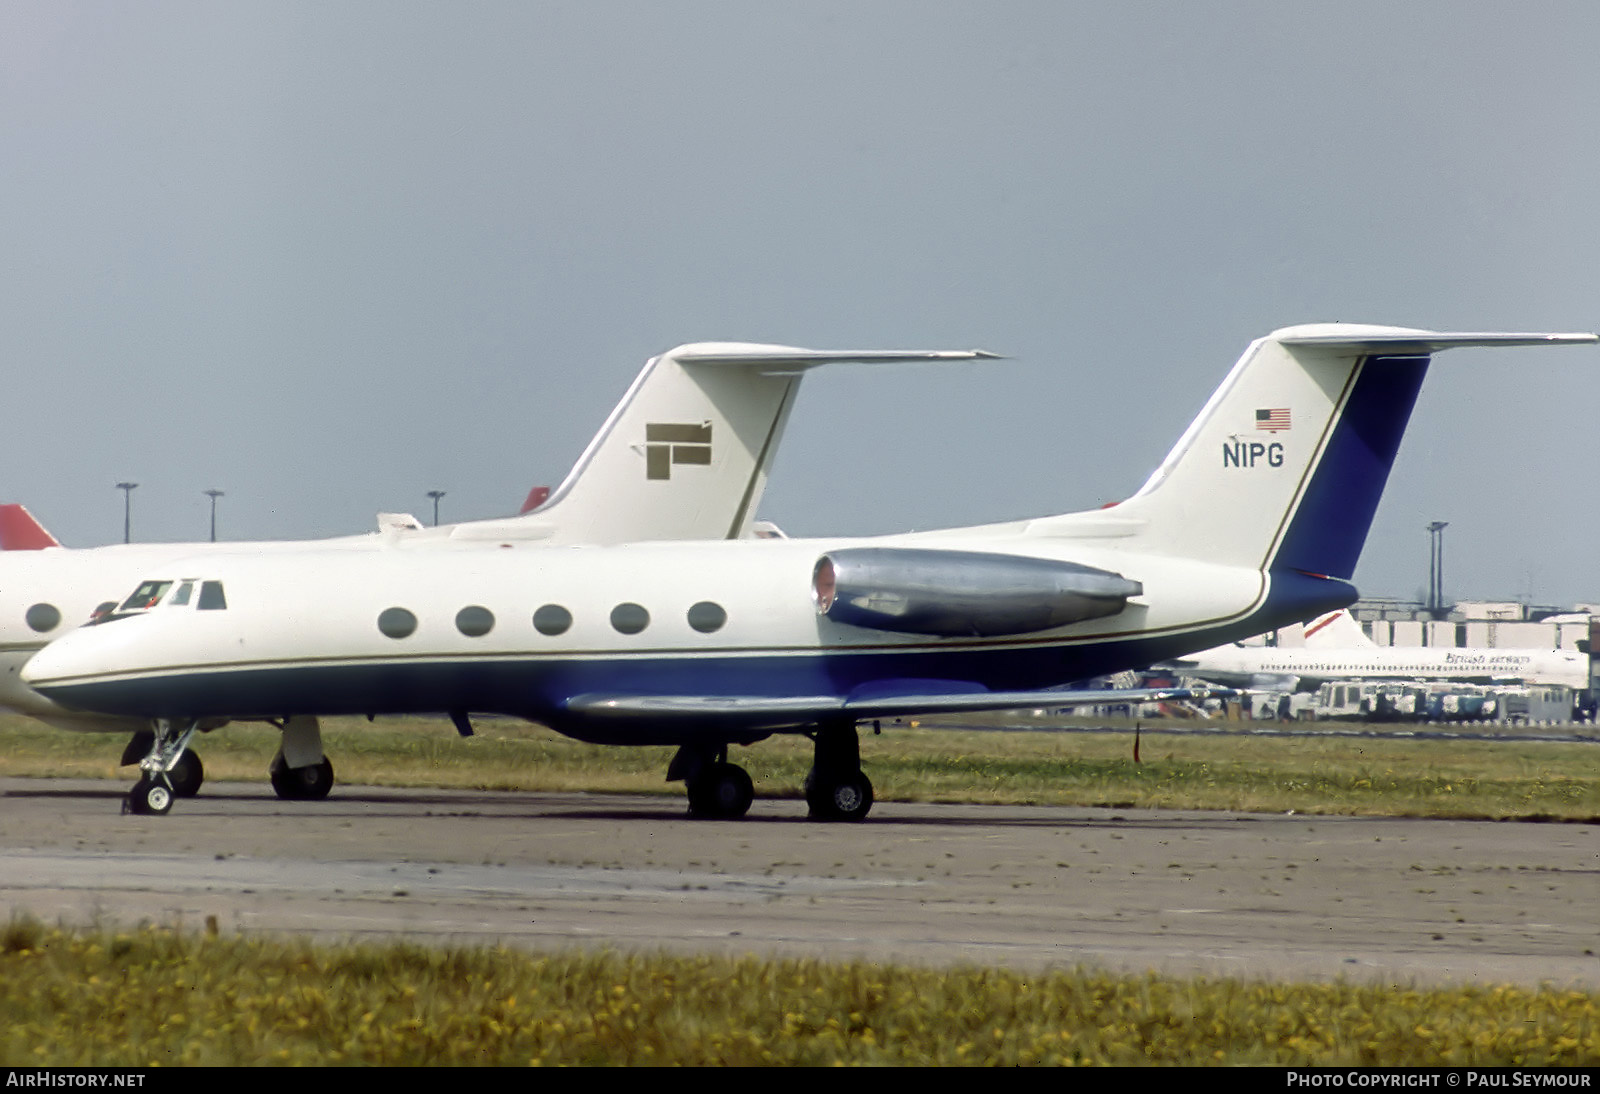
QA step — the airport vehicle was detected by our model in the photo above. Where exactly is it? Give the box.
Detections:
[4,342,988,796]
[24,324,1596,819]
[1167,608,1591,691]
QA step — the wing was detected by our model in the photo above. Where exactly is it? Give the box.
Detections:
[564,684,1233,730]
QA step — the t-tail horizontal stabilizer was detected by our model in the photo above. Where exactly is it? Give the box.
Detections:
[455,343,999,545]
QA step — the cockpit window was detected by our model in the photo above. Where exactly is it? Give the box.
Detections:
[169,582,194,607]
[119,581,174,612]
[197,581,227,611]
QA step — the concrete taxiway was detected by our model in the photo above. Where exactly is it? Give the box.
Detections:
[1,776,1595,990]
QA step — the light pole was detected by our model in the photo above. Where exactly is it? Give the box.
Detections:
[1427,521,1449,617]
[115,482,138,544]
[427,490,446,527]
[204,489,224,542]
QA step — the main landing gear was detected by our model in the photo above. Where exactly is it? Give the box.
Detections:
[269,756,335,800]
[670,744,755,819]
[666,719,875,822]
[804,719,873,822]
[268,715,334,801]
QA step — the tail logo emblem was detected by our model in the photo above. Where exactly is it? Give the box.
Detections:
[645,423,713,480]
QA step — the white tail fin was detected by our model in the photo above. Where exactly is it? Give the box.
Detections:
[454,344,996,545]
[1299,609,1375,648]
[1104,325,1595,579]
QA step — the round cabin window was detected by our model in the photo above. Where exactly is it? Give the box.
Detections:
[610,602,650,635]
[686,601,727,633]
[455,605,495,637]
[377,607,418,639]
[533,604,572,636]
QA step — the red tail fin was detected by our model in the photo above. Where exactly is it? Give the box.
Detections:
[0,504,62,549]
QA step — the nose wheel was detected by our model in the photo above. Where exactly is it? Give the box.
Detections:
[126,776,174,816]
[121,718,201,816]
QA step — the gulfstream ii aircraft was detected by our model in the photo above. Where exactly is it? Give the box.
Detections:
[25,325,1596,819]
[3,343,990,799]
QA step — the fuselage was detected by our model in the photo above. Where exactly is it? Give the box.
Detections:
[21,528,1350,743]
[1172,643,1591,691]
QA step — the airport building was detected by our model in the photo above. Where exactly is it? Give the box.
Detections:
[1348,597,1596,654]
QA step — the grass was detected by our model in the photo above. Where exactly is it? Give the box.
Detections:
[4,716,1597,1066]
[1,713,1595,820]
[3,920,1596,1066]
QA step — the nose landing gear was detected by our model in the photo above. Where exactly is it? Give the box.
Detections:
[122,717,200,816]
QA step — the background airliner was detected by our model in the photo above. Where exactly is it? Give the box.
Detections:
[25,324,1596,819]
[1163,608,1590,691]
[3,343,991,798]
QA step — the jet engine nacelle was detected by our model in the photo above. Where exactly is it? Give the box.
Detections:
[812,547,1142,637]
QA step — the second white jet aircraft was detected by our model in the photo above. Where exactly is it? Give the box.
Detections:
[26,324,1595,819]
[4,342,992,798]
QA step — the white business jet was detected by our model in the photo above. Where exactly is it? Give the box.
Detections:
[4,342,992,798]
[25,325,1595,820]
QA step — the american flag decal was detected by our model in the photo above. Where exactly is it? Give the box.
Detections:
[1255,408,1291,432]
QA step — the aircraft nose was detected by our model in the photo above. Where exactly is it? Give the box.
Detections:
[21,629,107,689]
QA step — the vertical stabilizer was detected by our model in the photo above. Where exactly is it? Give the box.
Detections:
[1110,326,1596,579]
[1300,609,1376,648]
[0,505,62,550]
[484,344,995,546]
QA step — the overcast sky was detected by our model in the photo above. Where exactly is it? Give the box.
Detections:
[3,1,1598,606]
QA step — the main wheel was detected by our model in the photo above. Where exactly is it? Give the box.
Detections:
[127,777,173,816]
[270,757,335,801]
[687,763,754,820]
[806,770,873,822]
[168,751,204,798]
